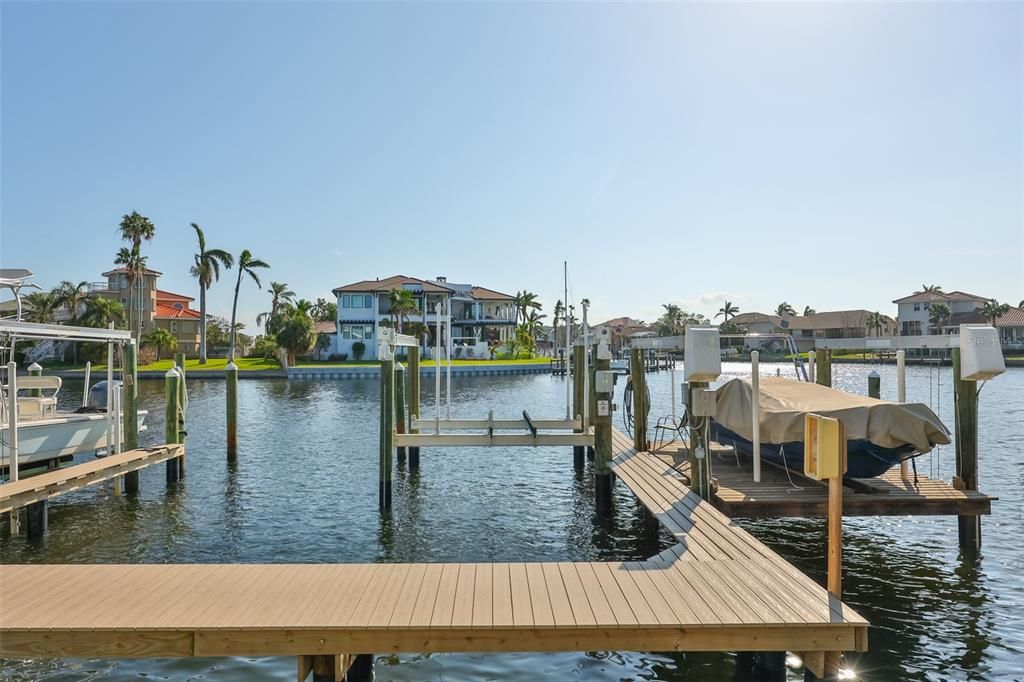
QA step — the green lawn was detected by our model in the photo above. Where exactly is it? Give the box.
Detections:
[47,357,282,372]
[294,357,551,368]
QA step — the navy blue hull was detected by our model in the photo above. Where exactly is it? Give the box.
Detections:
[710,422,915,479]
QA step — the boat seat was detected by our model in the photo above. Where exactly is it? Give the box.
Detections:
[4,376,61,418]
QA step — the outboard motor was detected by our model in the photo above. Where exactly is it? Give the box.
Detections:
[87,380,122,411]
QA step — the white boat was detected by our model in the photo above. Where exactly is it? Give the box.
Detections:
[1,410,149,475]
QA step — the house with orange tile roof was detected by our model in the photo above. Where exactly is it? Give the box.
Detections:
[97,267,202,354]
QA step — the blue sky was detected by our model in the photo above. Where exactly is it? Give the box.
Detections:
[2,1,1021,330]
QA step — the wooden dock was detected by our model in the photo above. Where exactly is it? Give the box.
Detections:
[0,444,184,515]
[0,434,866,679]
[649,442,995,518]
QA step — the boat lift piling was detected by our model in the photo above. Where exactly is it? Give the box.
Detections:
[164,370,182,483]
[395,364,407,465]
[952,347,981,553]
[572,343,586,468]
[407,345,420,469]
[6,363,20,534]
[225,362,238,461]
[174,353,186,476]
[123,341,140,494]
[867,371,880,399]
[896,350,909,480]
[594,342,613,513]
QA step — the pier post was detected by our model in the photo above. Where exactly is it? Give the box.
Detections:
[395,364,407,465]
[226,361,238,462]
[7,362,20,534]
[952,348,981,553]
[174,354,187,476]
[815,349,832,387]
[408,345,420,469]
[896,350,909,480]
[379,357,395,510]
[867,371,880,399]
[686,381,712,500]
[27,362,41,397]
[25,499,47,539]
[629,348,648,451]
[346,654,374,682]
[164,369,181,483]
[594,364,613,514]
[572,344,585,467]
[123,341,140,493]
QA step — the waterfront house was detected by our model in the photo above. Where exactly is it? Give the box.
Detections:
[97,267,202,354]
[331,275,516,360]
[892,290,990,336]
[731,310,894,352]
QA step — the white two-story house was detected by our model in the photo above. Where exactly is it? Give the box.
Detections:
[331,275,516,360]
[892,290,989,336]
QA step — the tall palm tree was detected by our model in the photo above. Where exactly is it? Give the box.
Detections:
[921,284,943,293]
[716,301,739,322]
[189,222,234,365]
[388,289,418,332]
[229,250,270,362]
[257,281,296,332]
[660,303,683,335]
[513,291,542,325]
[118,211,156,340]
[552,299,565,351]
[114,247,148,339]
[803,306,816,316]
[526,309,547,345]
[979,300,1010,326]
[928,302,951,334]
[23,291,60,324]
[776,302,796,317]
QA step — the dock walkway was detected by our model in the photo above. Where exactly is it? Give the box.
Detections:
[0,444,183,515]
[0,436,866,678]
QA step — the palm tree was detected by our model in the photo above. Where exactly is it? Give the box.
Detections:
[144,328,178,361]
[118,211,156,340]
[865,311,885,337]
[776,302,796,317]
[921,284,943,293]
[928,302,951,334]
[803,306,816,316]
[257,282,296,332]
[513,291,542,325]
[526,309,547,345]
[79,296,126,329]
[229,250,270,362]
[54,281,90,322]
[189,222,234,365]
[1019,299,1024,308]
[552,299,565,351]
[716,301,739,322]
[23,291,60,324]
[979,300,1010,326]
[388,289,418,332]
[660,303,683,335]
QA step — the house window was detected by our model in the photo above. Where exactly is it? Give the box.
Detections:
[342,295,350,308]
[913,303,920,311]
[121,298,126,306]
[341,324,374,340]
[173,303,183,310]
[170,322,177,333]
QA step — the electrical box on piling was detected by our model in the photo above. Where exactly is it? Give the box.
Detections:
[959,325,1005,381]
[804,413,847,481]
[683,327,721,382]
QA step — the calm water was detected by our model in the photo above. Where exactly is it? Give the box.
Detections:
[2,362,1022,681]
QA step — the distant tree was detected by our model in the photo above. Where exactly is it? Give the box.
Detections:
[928,302,951,333]
[310,297,337,322]
[189,222,233,365]
[921,284,943,293]
[659,303,683,335]
[54,280,90,322]
[79,296,126,329]
[776,302,796,317]
[24,291,60,324]
[526,309,547,345]
[275,310,316,365]
[803,305,816,316]
[229,250,270,362]
[979,300,1010,326]
[249,335,278,360]
[205,316,231,347]
[865,311,886,337]
[117,211,156,340]
[257,281,295,333]
[388,289,418,332]
[716,301,739,322]
[513,291,542,325]
[144,328,178,361]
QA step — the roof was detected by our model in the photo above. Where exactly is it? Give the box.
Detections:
[732,310,893,331]
[156,289,194,303]
[892,290,990,304]
[596,316,646,329]
[730,312,783,326]
[154,303,200,320]
[333,275,453,295]
[101,266,163,277]
[995,306,1024,327]
[314,320,336,334]
[469,286,514,301]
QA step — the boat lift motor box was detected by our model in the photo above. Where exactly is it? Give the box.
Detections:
[804,413,847,481]
[959,324,1005,381]
[683,327,721,383]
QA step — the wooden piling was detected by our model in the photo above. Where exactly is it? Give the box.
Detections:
[629,348,648,451]
[164,370,180,483]
[867,371,880,399]
[952,349,981,552]
[226,361,238,462]
[379,358,394,510]
[408,346,420,469]
[395,364,407,464]
[173,354,186,476]
[25,499,47,539]
[594,361,613,514]
[815,349,832,387]
[572,344,585,467]
[686,381,712,500]
[123,341,140,493]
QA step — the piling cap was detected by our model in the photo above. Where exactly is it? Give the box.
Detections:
[27,362,42,371]
[165,368,178,378]
[868,370,880,378]
[225,361,238,371]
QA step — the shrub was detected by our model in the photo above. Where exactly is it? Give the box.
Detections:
[328,353,348,361]
[352,341,366,360]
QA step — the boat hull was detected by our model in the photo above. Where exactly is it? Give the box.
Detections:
[1,411,148,473]
[710,421,915,479]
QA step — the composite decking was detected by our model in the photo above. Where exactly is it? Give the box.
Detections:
[648,442,994,517]
[0,434,867,667]
[0,444,184,515]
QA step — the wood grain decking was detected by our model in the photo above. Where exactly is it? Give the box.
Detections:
[0,434,867,664]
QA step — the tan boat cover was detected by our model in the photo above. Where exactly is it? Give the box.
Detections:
[713,377,950,453]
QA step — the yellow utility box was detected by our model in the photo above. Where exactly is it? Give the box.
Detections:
[804,413,847,480]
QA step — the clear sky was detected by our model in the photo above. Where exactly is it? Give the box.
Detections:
[2,1,1021,330]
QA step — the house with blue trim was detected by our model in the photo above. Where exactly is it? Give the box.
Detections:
[331,275,516,360]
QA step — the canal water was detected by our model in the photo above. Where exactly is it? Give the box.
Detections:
[2,362,1022,681]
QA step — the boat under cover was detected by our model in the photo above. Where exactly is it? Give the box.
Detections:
[709,377,950,478]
